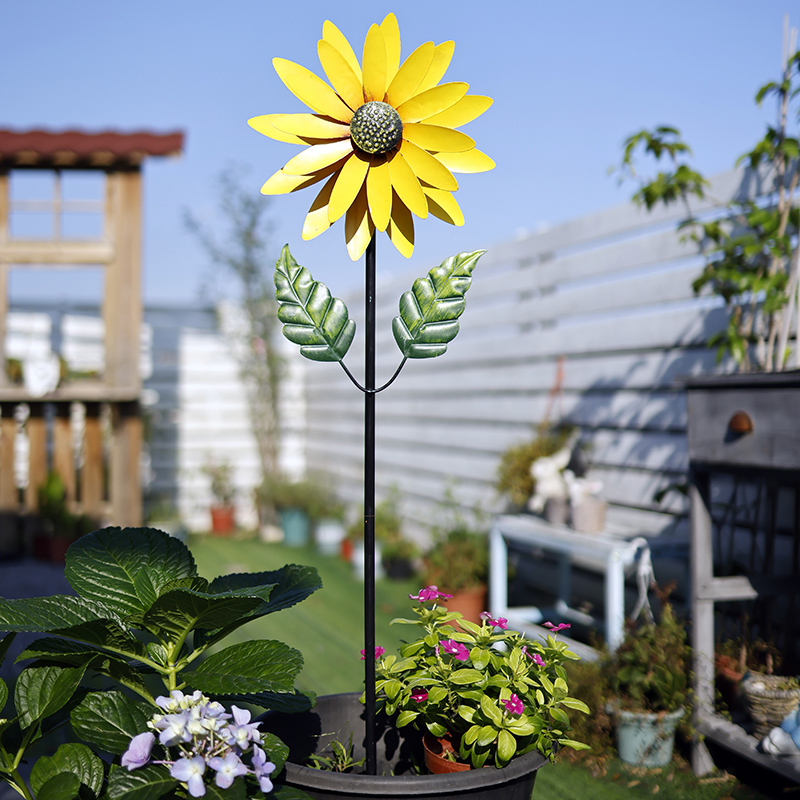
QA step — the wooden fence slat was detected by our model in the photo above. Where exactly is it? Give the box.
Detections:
[25,404,47,511]
[82,402,104,517]
[53,402,76,505]
[0,404,17,510]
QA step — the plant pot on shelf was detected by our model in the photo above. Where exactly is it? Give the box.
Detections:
[441,585,488,626]
[615,707,685,767]
[570,497,607,533]
[210,504,235,535]
[280,507,310,546]
[260,692,547,800]
[741,675,800,738]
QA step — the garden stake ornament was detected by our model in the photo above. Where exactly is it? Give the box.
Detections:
[250,12,494,773]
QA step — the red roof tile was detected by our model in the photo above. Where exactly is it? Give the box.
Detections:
[0,128,184,168]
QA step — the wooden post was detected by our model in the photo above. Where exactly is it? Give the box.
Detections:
[103,170,142,392]
[0,402,17,509]
[0,171,7,390]
[110,400,141,527]
[25,403,47,511]
[53,401,76,507]
[82,402,104,519]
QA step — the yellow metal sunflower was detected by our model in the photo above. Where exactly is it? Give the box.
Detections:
[249,13,494,261]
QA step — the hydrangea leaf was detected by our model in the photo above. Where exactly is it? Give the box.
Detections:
[392,249,484,358]
[65,527,197,621]
[104,763,176,800]
[216,689,314,716]
[30,743,104,798]
[14,665,87,730]
[274,245,356,362]
[208,564,321,615]
[70,690,152,755]
[34,773,81,800]
[182,640,303,696]
[205,781,246,800]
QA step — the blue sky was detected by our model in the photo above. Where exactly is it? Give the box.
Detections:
[2,1,797,305]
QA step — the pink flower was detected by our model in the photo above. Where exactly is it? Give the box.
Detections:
[503,693,525,715]
[360,646,386,660]
[411,690,428,703]
[440,639,470,661]
[543,621,571,634]
[521,645,545,666]
[479,612,508,630]
[409,585,453,602]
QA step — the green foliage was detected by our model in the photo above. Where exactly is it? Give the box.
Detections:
[0,526,321,800]
[422,526,488,593]
[392,250,484,358]
[618,49,800,372]
[256,472,337,519]
[274,245,355,362]
[495,427,575,509]
[604,602,690,714]
[369,596,589,769]
[37,471,97,540]
[201,459,236,506]
[308,734,365,773]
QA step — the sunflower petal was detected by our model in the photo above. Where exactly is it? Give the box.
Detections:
[248,114,309,145]
[387,193,415,257]
[424,187,464,226]
[282,139,354,176]
[302,174,337,240]
[402,124,475,153]
[399,140,458,191]
[380,13,402,85]
[387,152,428,219]
[322,20,362,82]
[261,168,329,195]
[424,95,493,128]
[433,148,496,174]
[328,152,370,223]
[273,57,353,121]
[271,113,351,140]
[386,41,435,108]
[361,23,387,102]
[366,159,392,231]
[345,185,374,260]
[318,39,364,112]
[396,82,468,123]
[417,40,455,93]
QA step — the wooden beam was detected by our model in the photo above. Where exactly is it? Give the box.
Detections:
[25,403,47,511]
[0,240,114,264]
[0,403,17,510]
[110,401,141,527]
[81,402,104,518]
[53,402,76,507]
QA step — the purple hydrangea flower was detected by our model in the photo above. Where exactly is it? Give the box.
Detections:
[440,639,470,661]
[503,693,525,715]
[156,711,193,747]
[208,752,249,789]
[252,744,277,793]
[121,731,155,770]
[171,756,207,797]
[224,705,262,751]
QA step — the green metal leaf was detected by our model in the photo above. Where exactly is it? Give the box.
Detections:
[104,764,176,800]
[182,639,303,696]
[65,527,197,621]
[14,665,87,730]
[274,245,356,362]
[392,250,484,358]
[70,690,151,755]
[31,743,105,798]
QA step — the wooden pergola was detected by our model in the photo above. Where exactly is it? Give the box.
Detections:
[0,128,183,527]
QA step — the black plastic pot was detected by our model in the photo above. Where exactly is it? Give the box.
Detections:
[260,693,547,800]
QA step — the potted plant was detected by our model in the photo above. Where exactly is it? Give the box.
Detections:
[256,473,330,547]
[33,471,97,562]
[201,458,236,535]
[0,525,321,799]
[421,526,488,625]
[496,427,576,513]
[602,589,691,767]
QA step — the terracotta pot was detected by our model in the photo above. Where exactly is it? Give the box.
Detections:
[340,536,354,561]
[210,505,235,535]
[715,653,745,711]
[441,585,488,625]
[422,733,471,774]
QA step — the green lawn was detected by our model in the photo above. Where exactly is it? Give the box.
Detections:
[187,532,789,800]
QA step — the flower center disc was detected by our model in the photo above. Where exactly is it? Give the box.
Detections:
[350,102,403,156]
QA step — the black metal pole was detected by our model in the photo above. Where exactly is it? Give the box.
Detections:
[364,234,377,774]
